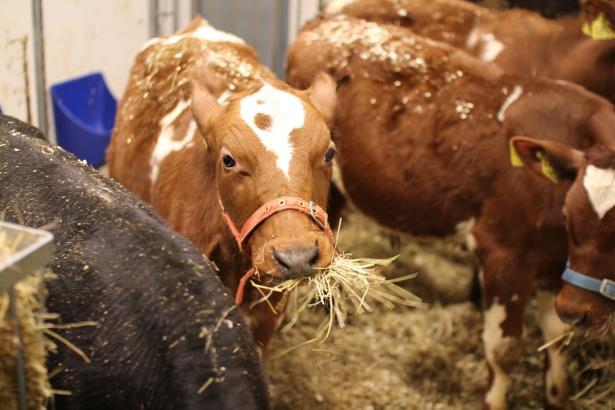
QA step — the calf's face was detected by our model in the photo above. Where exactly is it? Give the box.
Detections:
[512,137,615,333]
[192,73,337,281]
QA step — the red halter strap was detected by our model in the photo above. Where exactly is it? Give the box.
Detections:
[219,196,336,304]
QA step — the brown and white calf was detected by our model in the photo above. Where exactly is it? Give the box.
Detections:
[326,0,615,102]
[107,17,337,350]
[511,138,615,336]
[287,16,615,409]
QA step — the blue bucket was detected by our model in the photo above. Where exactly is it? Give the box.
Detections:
[51,72,117,167]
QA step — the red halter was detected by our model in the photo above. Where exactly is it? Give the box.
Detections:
[219,196,336,304]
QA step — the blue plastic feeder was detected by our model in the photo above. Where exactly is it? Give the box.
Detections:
[51,72,117,167]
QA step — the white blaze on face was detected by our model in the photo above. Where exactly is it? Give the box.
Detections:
[583,164,615,219]
[239,83,305,180]
[537,290,570,407]
[497,86,523,122]
[483,301,509,410]
[150,99,197,184]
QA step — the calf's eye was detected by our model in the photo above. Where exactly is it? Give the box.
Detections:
[324,148,336,164]
[222,154,236,168]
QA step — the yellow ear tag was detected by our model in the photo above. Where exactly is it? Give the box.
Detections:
[535,151,559,183]
[509,139,524,167]
[582,12,615,40]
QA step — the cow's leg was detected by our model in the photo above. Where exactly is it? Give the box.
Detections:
[537,289,570,409]
[480,252,532,410]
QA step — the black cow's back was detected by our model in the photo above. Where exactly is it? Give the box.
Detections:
[0,115,269,409]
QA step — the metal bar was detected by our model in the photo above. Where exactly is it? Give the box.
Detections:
[173,0,179,32]
[191,0,199,18]
[273,0,290,78]
[149,0,160,38]
[10,288,28,410]
[31,0,48,139]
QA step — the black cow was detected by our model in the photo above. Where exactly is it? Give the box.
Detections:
[0,115,269,409]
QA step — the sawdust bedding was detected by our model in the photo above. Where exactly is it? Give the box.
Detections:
[266,212,615,409]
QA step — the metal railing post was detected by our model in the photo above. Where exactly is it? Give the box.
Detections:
[31,0,48,139]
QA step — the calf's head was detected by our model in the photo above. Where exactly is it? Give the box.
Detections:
[512,137,615,333]
[192,73,337,281]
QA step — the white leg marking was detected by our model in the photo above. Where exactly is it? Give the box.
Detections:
[537,290,570,407]
[583,165,615,219]
[150,99,197,184]
[455,218,477,252]
[497,86,523,122]
[239,83,305,180]
[483,301,509,410]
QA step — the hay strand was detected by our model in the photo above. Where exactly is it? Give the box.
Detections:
[254,251,422,345]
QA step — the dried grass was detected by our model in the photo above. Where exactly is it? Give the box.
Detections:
[0,230,52,410]
[253,248,422,355]
[266,211,615,409]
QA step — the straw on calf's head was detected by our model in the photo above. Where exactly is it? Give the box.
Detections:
[511,136,615,333]
[191,70,338,286]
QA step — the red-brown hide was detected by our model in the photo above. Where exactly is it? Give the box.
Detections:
[287,15,615,408]
[108,17,337,350]
[329,0,615,102]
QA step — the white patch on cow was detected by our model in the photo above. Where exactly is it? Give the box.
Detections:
[497,86,523,122]
[324,0,356,13]
[217,90,232,105]
[455,218,477,252]
[150,99,197,184]
[140,37,162,51]
[141,19,244,51]
[239,83,305,179]
[537,290,570,407]
[466,27,480,48]
[583,165,615,219]
[478,33,504,62]
[483,301,509,410]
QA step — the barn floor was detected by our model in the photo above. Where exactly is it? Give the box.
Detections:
[265,210,615,410]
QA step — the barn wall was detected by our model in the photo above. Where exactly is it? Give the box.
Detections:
[0,1,37,123]
[0,0,319,143]
[0,0,148,142]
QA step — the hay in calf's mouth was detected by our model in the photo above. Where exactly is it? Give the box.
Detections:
[252,251,424,347]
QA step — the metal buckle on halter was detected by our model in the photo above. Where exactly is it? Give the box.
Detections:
[600,278,615,301]
[309,201,326,230]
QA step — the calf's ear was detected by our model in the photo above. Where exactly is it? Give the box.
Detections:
[510,136,584,183]
[191,68,227,152]
[308,72,337,125]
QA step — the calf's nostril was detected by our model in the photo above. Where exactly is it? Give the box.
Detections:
[272,245,320,279]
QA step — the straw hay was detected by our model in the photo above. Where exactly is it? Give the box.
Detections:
[0,230,52,410]
[266,211,615,409]
[252,224,423,348]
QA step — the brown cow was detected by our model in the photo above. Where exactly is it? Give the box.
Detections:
[107,17,337,351]
[511,138,615,336]
[326,0,615,102]
[287,15,615,409]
